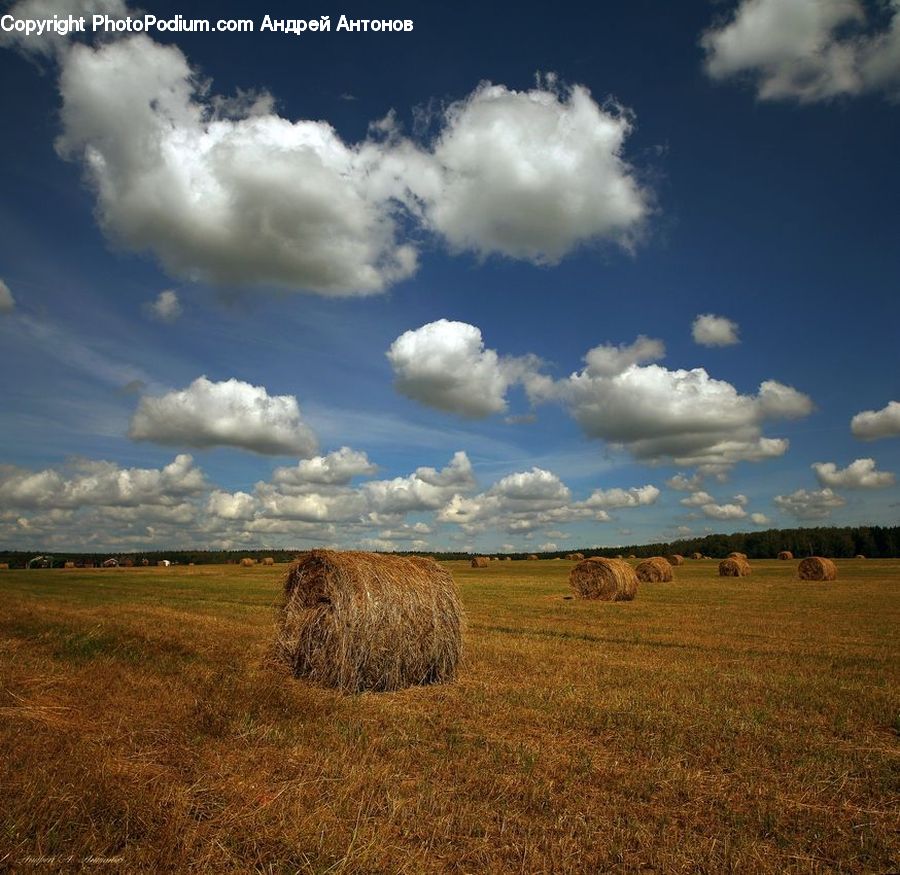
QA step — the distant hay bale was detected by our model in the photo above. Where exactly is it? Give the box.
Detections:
[855,554,866,560]
[565,552,585,561]
[122,558,134,567]
[628,554,636,559]
[570,557,638,601]
[502,556,512,561]
[798,557,837,581]
[0,563,9,570]
[719,557,751,577]
[665,554,684,566]
[527,554,539,561]
[691,552,703,560]
[778,551,794,560]
[635,557,673,583]
[471,556,490,568]
[141,558,150,566]
[64,561,75,569]
[240,557,255,567]
[263,557,275,566]
[275,550,463,693]
[728,552,747,560]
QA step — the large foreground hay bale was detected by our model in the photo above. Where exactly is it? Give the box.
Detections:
[778,551,793,561]
[470,556,490,568]
[570,557,638,601]
[719,557,751,577]
[798,557,837,581]
[275,550,463,693]
[665,554,684,567]
[565,552,585,561]
[636,557,673,583]
[240,557,255,567]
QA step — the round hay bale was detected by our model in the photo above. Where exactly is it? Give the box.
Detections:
[798,557,837,581]
[64,561,75,569]
[262,557,275,566]
[728,551,747,560]
[635,557,673,583]
[665,554,684,567]
[275,550,462,693]
[719,557,751,577]
[527,554,539,561]
[570,557,638,601]
[628,554,636,559]
[240,557,255,567]
[855,554,866,560]
[0,563,10,570]
[470,556,490,568]
[502,556,512,561]
[141,558,150,566]
[565,552,585,561]
[777,551,793,561]
[691,552,703,560]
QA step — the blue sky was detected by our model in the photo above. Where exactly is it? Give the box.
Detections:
[0,0,898,553]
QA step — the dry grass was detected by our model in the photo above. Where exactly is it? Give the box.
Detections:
[636,557,674,583]
[275,551,462,693]
[570,557,638,601]
[0,559,897,873]
[799,557,838,581]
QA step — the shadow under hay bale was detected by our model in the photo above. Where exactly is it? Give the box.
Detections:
[470,556,489,568]
[570,557,638,601]
[778,551,794,560]
[275,550,463,693]
[636,557,673,582]
[798,557,837,581]
[665,554,684,567]
[719,557,751,577]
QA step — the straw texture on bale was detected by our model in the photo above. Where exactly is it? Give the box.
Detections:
[719,557,751,577]
[275,550,463,693]
[778,551,794,561]
[636,557,674,583]
[798,557,837,581]
[470,556,490,568]
[565,552,585,561]
[728,552,747,560]
[665,554,685,567]
[240,557,255,567]
[570,557,638,601]
[263,557,275,566]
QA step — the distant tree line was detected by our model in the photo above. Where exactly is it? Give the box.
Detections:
[1,525,898,568]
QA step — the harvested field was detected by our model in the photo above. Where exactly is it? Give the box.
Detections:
[0,559,897,873]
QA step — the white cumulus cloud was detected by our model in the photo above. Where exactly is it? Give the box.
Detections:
[774,487,846,520]
[417,79,649,262]
[701,502,748,520]
[272,447,377,489]
[812,458,895,488]
[387,320,538,418]
[851,401,900,440]
[702,0,900,102]
[692,313,740,347]
[144,290,182,323]
[582,484,660,509]
[129,376,318,456]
